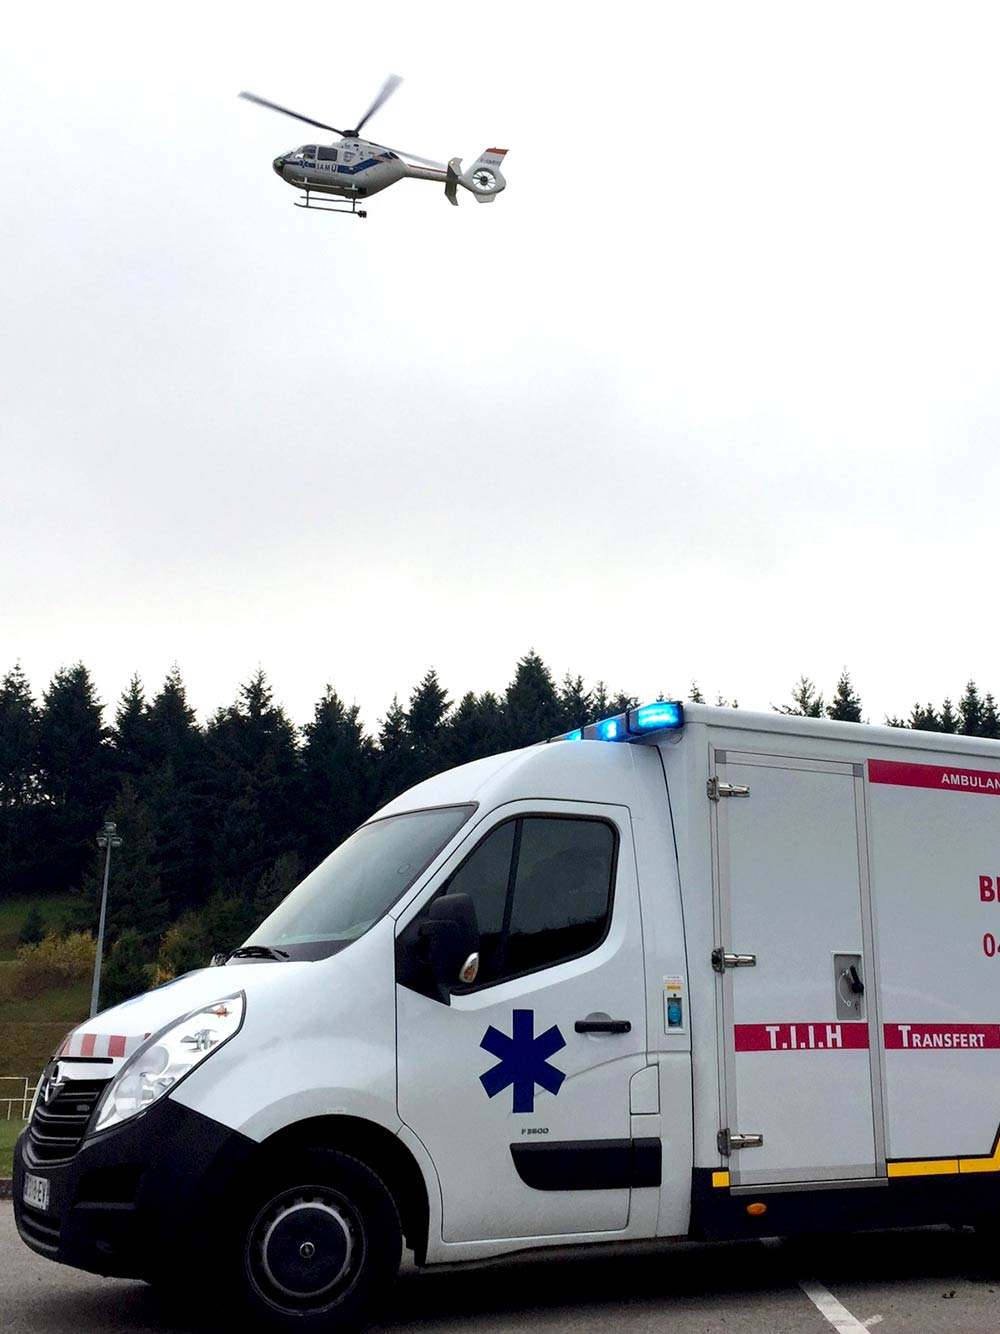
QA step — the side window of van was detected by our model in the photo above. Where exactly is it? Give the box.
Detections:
[443,816,616,987]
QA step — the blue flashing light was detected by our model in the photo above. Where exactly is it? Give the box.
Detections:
[598,718,621,741]
[629,701,685,734]
[565,729,584,742]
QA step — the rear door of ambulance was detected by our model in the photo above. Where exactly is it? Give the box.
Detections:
[711,750,885,1186]
[868,754,1000,1178]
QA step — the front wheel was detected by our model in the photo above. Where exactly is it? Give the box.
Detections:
[237,1149,402,1333]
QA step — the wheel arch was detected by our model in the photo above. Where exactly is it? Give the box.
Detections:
[255,1115,431,1264]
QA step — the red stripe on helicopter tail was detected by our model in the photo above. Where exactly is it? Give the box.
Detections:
[486,148,507,156]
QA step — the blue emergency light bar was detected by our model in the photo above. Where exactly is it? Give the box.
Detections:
[631,701,683,732]
[548,701,685,744]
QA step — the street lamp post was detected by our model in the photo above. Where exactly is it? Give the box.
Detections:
[90,820,123,1019]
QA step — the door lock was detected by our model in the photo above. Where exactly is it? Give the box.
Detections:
[712,948,757,972]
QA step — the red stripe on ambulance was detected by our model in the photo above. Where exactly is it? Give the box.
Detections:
[58,1031,137,1058]
[868,758,1000,795]
[734,1023,869,1051]
[884,1023,1000,1049]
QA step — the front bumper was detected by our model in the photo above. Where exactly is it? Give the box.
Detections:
[13,1095,255,1278]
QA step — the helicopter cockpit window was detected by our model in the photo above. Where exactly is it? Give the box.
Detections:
[317,147,338,162]
[302,145,317,159]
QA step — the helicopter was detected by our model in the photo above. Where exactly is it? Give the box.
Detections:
[239,75,508,218]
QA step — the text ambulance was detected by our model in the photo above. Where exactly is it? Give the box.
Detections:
[15,703,1000,1330]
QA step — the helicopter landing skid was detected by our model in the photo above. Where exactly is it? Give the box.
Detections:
[294,189,367,218]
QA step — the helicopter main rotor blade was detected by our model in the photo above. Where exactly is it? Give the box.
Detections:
[353,73,402,134]
[238,91,346,138]
[370,140,446,170]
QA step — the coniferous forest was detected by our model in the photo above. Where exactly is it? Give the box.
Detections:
[1,654,998,993]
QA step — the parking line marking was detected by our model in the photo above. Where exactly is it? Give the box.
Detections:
[761,1239,872,1334]
[797,1277,871,1334]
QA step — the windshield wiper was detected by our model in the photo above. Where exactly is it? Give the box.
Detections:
[227,945,290,961]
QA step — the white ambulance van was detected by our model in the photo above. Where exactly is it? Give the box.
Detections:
[15,702,1000,1329]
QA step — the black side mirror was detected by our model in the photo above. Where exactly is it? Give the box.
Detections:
[419,893,480,992]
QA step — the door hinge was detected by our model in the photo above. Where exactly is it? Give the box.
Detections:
[711,947,757,972]
[707,777,750,801]
[718,1128,764,1155]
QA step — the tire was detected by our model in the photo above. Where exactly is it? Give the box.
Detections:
[234,1149,402,1334]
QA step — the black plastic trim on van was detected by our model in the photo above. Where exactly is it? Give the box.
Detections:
[510,1137,661,1191]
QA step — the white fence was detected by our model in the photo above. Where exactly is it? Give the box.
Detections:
[1,1077,36,1121]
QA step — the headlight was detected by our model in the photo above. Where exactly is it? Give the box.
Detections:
[92,993,245,1135]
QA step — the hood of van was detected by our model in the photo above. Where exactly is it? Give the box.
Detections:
[55,963,314,1067]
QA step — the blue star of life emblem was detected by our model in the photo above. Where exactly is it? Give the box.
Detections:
[479,1009,566,1113]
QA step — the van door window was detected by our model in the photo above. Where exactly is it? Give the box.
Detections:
[441,815,616,987]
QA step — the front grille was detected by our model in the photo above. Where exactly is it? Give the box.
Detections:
[28,1079,110,1165]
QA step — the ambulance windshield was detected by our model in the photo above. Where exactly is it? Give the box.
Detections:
[239,804,475,961]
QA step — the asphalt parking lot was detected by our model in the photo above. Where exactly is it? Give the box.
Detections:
[3,1202,999,1333]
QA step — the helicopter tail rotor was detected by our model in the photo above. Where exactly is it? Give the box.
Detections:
[445,149,508,205]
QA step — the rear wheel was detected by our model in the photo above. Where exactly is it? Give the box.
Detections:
[237,1149,402,1333]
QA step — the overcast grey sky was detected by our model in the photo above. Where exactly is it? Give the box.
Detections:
[3,1,1000,728]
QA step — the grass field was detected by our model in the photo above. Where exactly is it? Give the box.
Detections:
[0,1118,27,1177]
[0,895,91,1080]
[0,895,78,959]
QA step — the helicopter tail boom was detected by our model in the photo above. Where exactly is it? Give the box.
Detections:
[445,149,508,205]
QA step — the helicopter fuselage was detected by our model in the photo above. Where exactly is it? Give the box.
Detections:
[273,139,443,198]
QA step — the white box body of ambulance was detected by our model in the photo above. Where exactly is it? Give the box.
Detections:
[15,701,1000,1329]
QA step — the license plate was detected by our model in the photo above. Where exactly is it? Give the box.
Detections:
[23,1172,50,1212]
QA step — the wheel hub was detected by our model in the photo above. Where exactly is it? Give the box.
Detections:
[254,1194,358,1304]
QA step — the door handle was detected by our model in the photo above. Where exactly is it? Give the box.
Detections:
[574,1019,631,1034]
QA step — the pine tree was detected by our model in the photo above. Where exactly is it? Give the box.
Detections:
[407,669,451,784]
[827,670,863,723]
[205,670,302,896]
[0,664,38,807]
[35,664,113,893]
[982,695,1000,739]
[908,703,941,732]
[777,676,825,717]
[441,691,507,767]
[375,696,416,805]
[99,930,150,1010]
[144,667,207,915]
[301,687,375,866]
[82,782,169,945]
[557,674,591,734]
[36,664,109,807]
[18,905,44,946]
[503,651,562,746]
[959,681,985,736]
[0,664,41,897]
[590,682,638,721]
[111,675,149,783]
[689,682,706,704]
[939,698,959,733]
[146,665,201,773]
